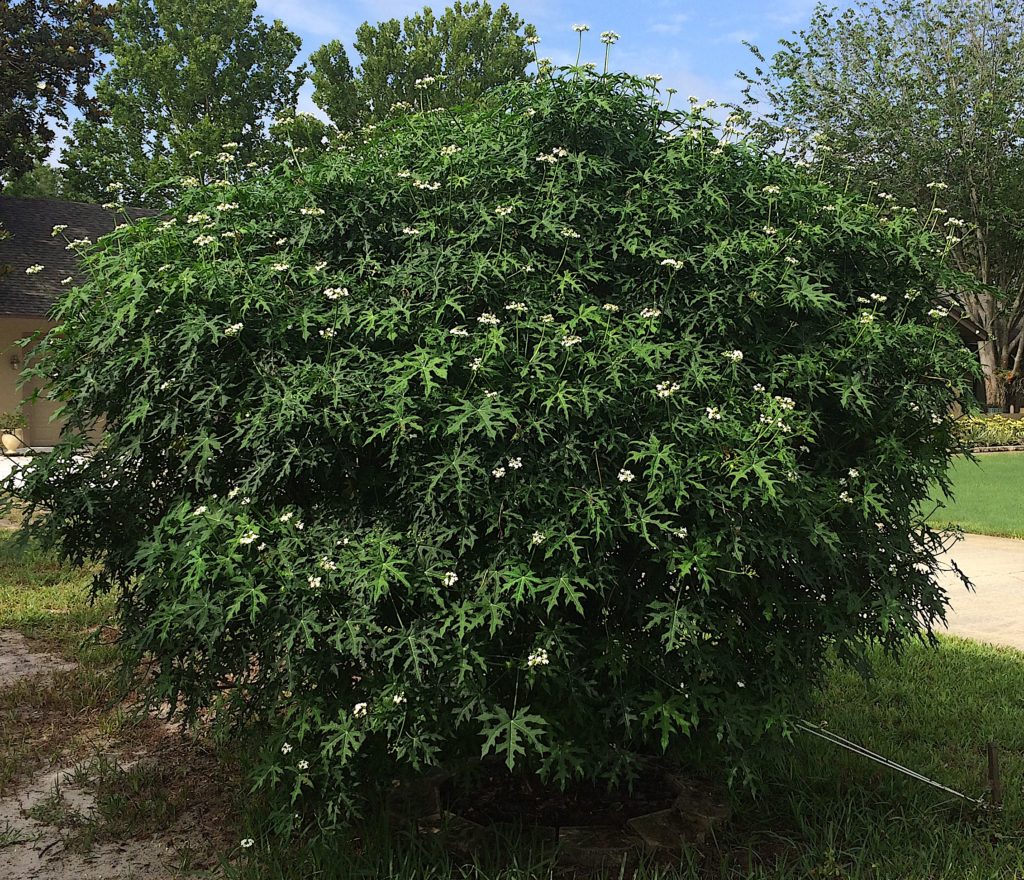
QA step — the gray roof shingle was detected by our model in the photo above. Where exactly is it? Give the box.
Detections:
[0,196,152,317]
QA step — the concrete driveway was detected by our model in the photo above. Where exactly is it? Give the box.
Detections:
[937,533,1024,650]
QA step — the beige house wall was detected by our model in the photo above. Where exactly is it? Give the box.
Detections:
[0,317,62,447]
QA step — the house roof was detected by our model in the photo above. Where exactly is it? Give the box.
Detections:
[0,196,152,317]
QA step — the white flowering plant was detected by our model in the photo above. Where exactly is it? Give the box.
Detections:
[11,65,975,829]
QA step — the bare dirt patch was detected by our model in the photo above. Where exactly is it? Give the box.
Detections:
[0,630,238,878]
[0,631,75,689]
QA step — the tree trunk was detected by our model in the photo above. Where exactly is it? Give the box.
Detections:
[978,337,1005,409]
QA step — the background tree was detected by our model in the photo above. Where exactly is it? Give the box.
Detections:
[311,1,537,127]
[0,0,110,186]
[741,0,1024,408]
[61,0,304,207]
[3,161,64,198]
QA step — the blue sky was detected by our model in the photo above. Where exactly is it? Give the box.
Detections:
[256,0,835,118]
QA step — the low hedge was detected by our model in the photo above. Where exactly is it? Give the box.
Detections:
[954,415,1024,448]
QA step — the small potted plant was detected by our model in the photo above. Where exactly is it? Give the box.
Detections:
[0,410,28,453]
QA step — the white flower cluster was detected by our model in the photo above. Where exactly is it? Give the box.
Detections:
[505,301,527,313]
[193,234,215,246]
[723,350,743,362]
[530,531,546,546]
[441,571,458,587]
[477,312,501,326]
[660,258,683,269]
[449,326,469,337]
[51,224,67,236]
[414,180,441,191]
[561,227,581,239]
[271,262,290,272]
[600,30,619,44]
[300,206,325,216]
[25,264,43,275]
[319,327,336,339]
[640,307,662,318]
[495,205,514,217]
[440,144,461,156]
[617,468,635,482]
[602,303,620,312]
[572,23,590,33]
[224,322,243,337]
[705,406,722,421]
[402,226,421,235]
[535,146,569,164]
[527,648,550,667]
[656,381,680,398]
[325,287,348,300]
[561,334,582,348]
[414,75,437,88]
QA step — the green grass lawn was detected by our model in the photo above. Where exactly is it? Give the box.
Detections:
[929,452,1024,539]
[4,536,1024,879]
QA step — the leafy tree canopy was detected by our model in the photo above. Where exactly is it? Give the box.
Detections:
[61,0,304,207]
[741,0,1024,406]
[0,0,110,185]
[311,1,538,128]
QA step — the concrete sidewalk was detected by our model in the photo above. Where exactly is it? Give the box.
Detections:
[937,533,1024,650]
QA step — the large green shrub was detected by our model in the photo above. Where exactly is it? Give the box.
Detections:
[15,68,975,825]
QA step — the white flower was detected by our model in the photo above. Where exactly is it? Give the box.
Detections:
[239,530,259,545]
[271,262,289,272]
[762,184,781,195]
[602,303,620,312]
[470,357,483,371]
[600,30,619,44]
[640,307,662,318]
[392,693,407,705]
[656,381,679,398]
[495,205,514,217]
[297,759,310,770]
[193,234,216,246]
[526,35,540,45]
[217,202,238,211]
[527,648,550,667]
[353,702,369,718]
[224,322,243,337]
[492,466,507,479]
[65,237,91,249]
[869,293,887,302]
[540,314,554,323]
[839,490,854,504]
[275,238,288,245]
[753,383,766,392]
[660,258,683,269]
[414,75,437,88]
[222,141,239,150]
[402,226,421,235]
[60,276,73,285]
[561,335,582,348]
[300,206,325,216]
[507,457,523,470]
[762,225,778,235]
[193,505,208,516]
[279,511,294,523]
[531,531,546,546]
[319,327,336,339]
[36,80,47,90]
[51,224,67,236]
[281,742,293,755]
[848,468,860,479]
[505,301,527,313]
[673,527,688,539]
[645,74,663,83]
[706,406,722,421]
[441,144,461,156]
[414,180,441,191]
[928,307,949,319]
[926,181,949,190]
[857,312,876,325]
[774,396,796,410]
[484,390,499,398]
[240,838,255,849]
[221,231,239,239]
[572,23,590,32]
[25,264,44,275]
[325,287,349,300]
[561,227,581,239]
[784,256,799,265]
[477,312,501,326]
[617,468,635,483]
[187,212,210,225]
[449,326,470,337]
[442,571,459,587]
[308,575,322,589]
[723,350,743,362]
